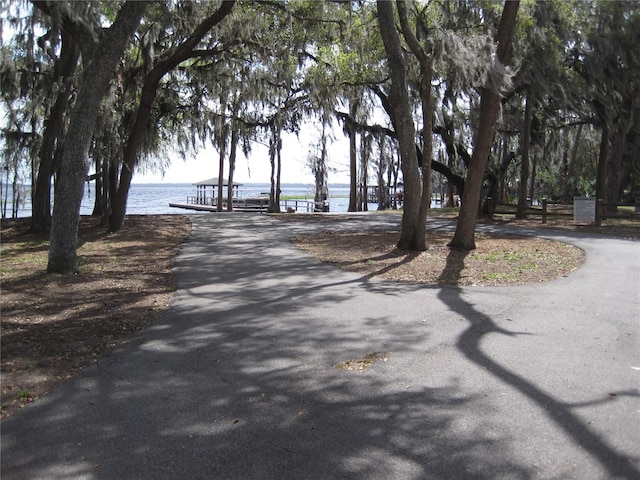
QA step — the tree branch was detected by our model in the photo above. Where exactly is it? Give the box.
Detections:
[31,0,98,59]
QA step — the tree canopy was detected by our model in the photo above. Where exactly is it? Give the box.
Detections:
[1,0,638,270]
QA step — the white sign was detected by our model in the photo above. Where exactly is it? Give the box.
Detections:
[574,197,596,223]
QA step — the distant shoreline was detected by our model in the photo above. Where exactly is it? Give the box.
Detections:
[1,183,360,218]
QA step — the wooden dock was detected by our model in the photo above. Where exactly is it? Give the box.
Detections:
[171,178,319,213]
[169,196,317,213]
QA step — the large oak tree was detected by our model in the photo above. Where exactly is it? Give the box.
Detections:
[449,0,520,251]
[47,1,148,273]
[109,1,235,232]
[376,0,425,250]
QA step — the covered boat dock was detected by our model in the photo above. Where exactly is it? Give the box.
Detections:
[169,178,315,213]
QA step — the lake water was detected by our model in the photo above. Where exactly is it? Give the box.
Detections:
[2,183,380,218]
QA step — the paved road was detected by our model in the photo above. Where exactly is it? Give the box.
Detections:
[2,214,639,479]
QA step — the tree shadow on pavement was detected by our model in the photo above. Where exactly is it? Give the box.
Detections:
[1,215,532,480]
[1,285,531,479]
[3,214,638,480]
[436,248,640,480]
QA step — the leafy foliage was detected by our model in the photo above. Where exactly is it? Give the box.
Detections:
[1,0,637,251]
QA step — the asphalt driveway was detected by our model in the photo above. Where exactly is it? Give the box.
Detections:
[2,213,639,479]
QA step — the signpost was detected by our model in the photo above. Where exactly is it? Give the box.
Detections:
[574,196,596,224]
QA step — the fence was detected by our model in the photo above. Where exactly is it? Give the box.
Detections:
[491,200,639,225]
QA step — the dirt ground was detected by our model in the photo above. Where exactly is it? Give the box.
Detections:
[293,229,584,286]
[1,212,635,418]
[1,215,191,418]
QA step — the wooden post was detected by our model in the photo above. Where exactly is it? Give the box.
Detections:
[542,199,547,224]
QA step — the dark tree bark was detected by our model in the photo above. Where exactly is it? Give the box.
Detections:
[47,1,149,274]
[348,99,358,212]
[92,161,104,217]
[376,135,389,210]
[275,133,283,211]
[529,141,538,204]
[315,123,329,209]
[30,30,80,233]
[606,125,631,213]
[370,86,467,206]
[217,128,227,212]
[377,0,424,250]
[595,122,609,226]
[365,89,467,198]
[358,133,370,211]
[108,1,236,231]
[226,126,239,212]
[449,0,520,251]
[485,137,515,213]
[397,0,434,247]
[562,124,583,202]
[433,124,471,171]
[516,93,533,218]
[268,120,282,213]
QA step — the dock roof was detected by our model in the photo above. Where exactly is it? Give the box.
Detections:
[194,177,243,187]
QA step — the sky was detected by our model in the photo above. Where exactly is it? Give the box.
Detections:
[134,122,353,185]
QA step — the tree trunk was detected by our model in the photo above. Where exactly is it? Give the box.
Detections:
[517,93,533,218]
[497,136,508,203]
[269,136,277,212]
[30,31,80,233]
[109,161,134,230]
[372,85,465,200]
[377,140,388,210]
[485,137,514,216]
[275,134,282,212]
[47,1,149,274]
[606,126,629,212]
[226,126,239,212]
[91,159,103,217]
[11,169,20,218]
[359,133,371,211]
[562,123,583,202]
[1,167,8,218]
[430,129,467,196]
[348,100,358,212]
[107,162,117,225]
[268,123,282,213]
[312,122,329,209]
[449,0,520,251]
[397,0,434,247]
[217,127,227,212]
[108,1,236,231]
[595,123,609,226]
[377,0,424,250]
[529,145,538,204]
